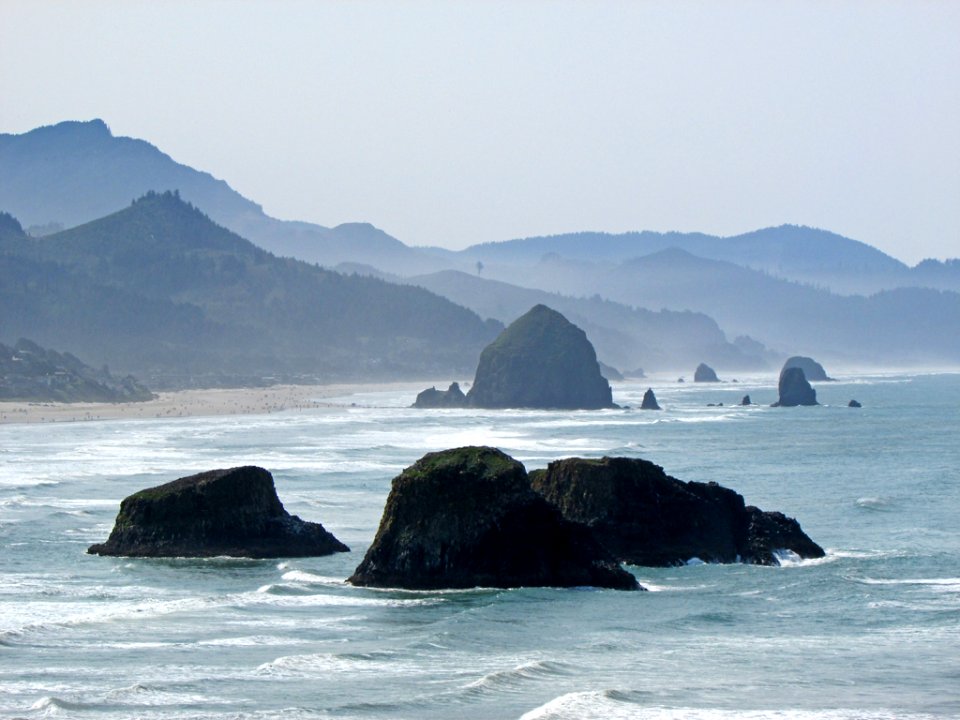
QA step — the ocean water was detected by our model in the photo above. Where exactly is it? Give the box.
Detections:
[1,373,959,719]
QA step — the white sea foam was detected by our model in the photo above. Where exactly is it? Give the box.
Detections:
[519,693,941,720]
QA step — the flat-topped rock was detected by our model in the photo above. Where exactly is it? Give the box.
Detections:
[88,466,349,558]
[530,456,824,567]
[348,447,639,590]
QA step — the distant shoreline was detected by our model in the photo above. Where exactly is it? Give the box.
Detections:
[0,382,423,425]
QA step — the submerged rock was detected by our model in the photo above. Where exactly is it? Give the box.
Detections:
[773,367,818,407]
[465,305,616,409]
[640,388,661,410]
[694,363,720,382]
[88,466,349,558]
[412,382,467,408]
[529,456,825,567]
[848,399,862,408]
[348,447,639,590]
[782,356,833,382]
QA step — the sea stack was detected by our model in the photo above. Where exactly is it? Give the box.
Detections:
[88,466,349,558]
[740,395,752,406]
[640,388,661,410]
[694,363,720,382]
[773,367,818,407]
[465,305,616,409]
[412,382,467,408]
[781,356,833,382]
[348,447,639,590]
[529,456,825,567]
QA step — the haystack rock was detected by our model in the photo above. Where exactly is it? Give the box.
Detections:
[465,305,616,409]
[529,456,825,567]
[694,363,720,382]
[88,466,349,558]
[782,356,833,382]
[773,367,819,407]
[640,388,661,410]
[348,447,639,590]
[412,382,466,408]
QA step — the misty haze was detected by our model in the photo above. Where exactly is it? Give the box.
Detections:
[1,3,959,720]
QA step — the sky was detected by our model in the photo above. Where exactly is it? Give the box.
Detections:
[1,1,958,264]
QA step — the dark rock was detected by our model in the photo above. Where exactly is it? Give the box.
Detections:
[741,395,752,406]
[348,447,639,590]
[848,399,862,408]
[465,305,616,409]
[773,367,818,407]
[640,388,661,410]
[677,377,685,383]
[412,382,467,408]
[694,363,720,382]
[782,356,833,382]
[88,466,349,558]
[529,456,825,567]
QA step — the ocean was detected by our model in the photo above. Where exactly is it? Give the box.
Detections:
[1,373,958,719]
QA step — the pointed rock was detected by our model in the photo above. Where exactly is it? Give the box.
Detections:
[640,388,661,410]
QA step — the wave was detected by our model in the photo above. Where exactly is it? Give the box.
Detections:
[461,659,576,696]
[518,692,941,720]
[855,496,896,511]
[858,577,960,592]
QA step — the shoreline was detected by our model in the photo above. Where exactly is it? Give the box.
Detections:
[0,382,423,425]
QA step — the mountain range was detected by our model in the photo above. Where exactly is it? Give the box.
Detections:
[2,118,959,376]
[0,193,499,386]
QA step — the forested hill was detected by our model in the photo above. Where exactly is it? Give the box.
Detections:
[0,192,501,387]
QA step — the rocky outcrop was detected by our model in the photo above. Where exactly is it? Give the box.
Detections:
[598,362,624,382]
[348,447,639,590]
[529,456,824,567]
[0,338,153,403]
[88,466,349,558]
[740,394,752,406]
[782,356,833,382]
[694,363,720,382]
[848,399,862,408]
[640,388,661,410]
[773,367,819,407]
[464,305,616,409]
[412,382,467,408]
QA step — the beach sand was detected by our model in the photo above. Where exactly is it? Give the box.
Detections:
[0,382,424,425]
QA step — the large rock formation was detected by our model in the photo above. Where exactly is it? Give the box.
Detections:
[782,356,833,382]
[412,382,466,408]
[529,456,824,567]
[640,388,661,410]
[88,466,349,558]
[464,305,616,409]
[773,367,819,407]
[348,447,639,590]
[694,363,720,382]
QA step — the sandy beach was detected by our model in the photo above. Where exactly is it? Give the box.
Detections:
[0,382,424,425]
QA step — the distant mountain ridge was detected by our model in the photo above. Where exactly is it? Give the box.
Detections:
[0,192,500,386]
[0,119,444,274]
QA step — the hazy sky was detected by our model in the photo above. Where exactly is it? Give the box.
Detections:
[2,1,958,263]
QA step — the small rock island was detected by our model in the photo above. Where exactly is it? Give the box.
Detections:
[782,356,833,382]
[773,367,819,407]
[694,363,720,382]
[88,466,349,558]
[348,447,640,590]
[530,456,824,566]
